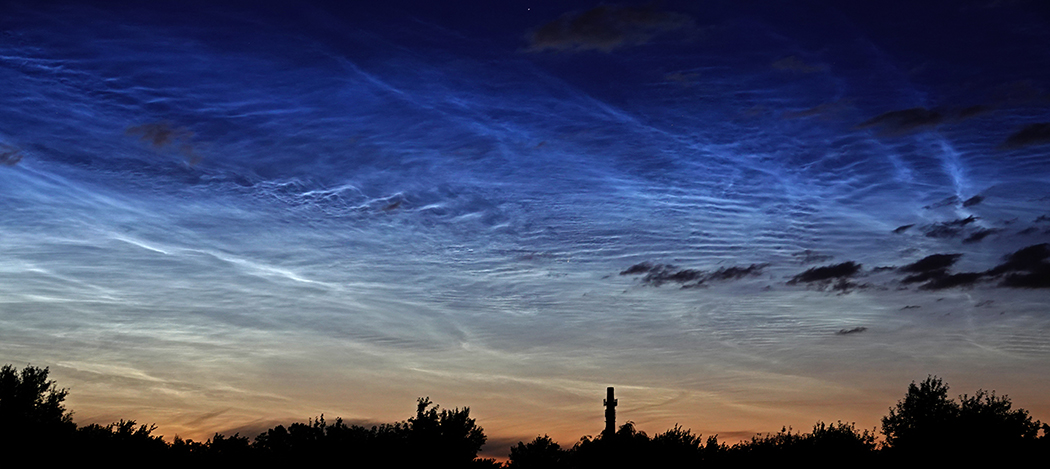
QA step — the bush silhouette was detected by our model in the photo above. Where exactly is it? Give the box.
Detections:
[650,424,719,467]
[731,421,876,466]
[508,434,566,468]
[75,420,168,459]
[250,398,486,466]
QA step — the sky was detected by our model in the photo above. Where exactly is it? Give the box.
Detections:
[1,0,1049,457]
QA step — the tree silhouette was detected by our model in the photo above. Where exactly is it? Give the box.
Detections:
[408,397,487,466]
[882,375,1043,464]
[881,375,957,452]
[958,389,1041,443]
[6,362,1050,465]
[0,364,76,450]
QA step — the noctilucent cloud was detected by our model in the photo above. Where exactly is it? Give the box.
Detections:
[2,0,1049,455]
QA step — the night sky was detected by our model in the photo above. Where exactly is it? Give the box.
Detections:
[2,0,1049,457]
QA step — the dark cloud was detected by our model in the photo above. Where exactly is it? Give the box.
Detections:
[788,262,861,284]
[836,327,867,335]
[528,4,693,52]
[904,215,998,243]
[792,250,833,264]
[900,270,945,285]
[1017,226,1040,235]
[126,121,202,166]
[987,243,1050,288]
[962,228,1000,244]
[0,143,23,166]
[620,263,704,287]
[923,196,962,210]
[919,272,985,290]
[706,263,769,281]
[857,107,944,135]
[785,261,871,294]
[653,267,705,285]
[829,279,865,293]
[989,243,1049,274]
[961,195,984,207]
[889,246,1050,290]
[893,224,915,234]
[899,254,962,274]
[895,253,987,290]
[858,106,991,136]
[1036,215,1050,223]
[922,216,977,239]
[620,262,657,276]
[771,56,822,73]
[900,305,921,310]
[923,225,962,239]
[1001,123,1050,149]
[620,262,767,287]
[899,254,963,286]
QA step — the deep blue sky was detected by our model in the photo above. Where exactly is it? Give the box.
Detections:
[1,0,1049,455]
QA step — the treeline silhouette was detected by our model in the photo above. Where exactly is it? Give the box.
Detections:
[2,364,1047,467]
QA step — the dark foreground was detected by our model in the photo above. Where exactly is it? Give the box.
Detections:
[2,364,1047,467]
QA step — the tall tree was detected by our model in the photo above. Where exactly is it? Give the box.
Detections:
[882,375,1043,464]
[881,375,958,452]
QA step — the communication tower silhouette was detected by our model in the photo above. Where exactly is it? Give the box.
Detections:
[603,386,617,437]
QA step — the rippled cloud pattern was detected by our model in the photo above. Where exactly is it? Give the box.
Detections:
[1,0,1048,453]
